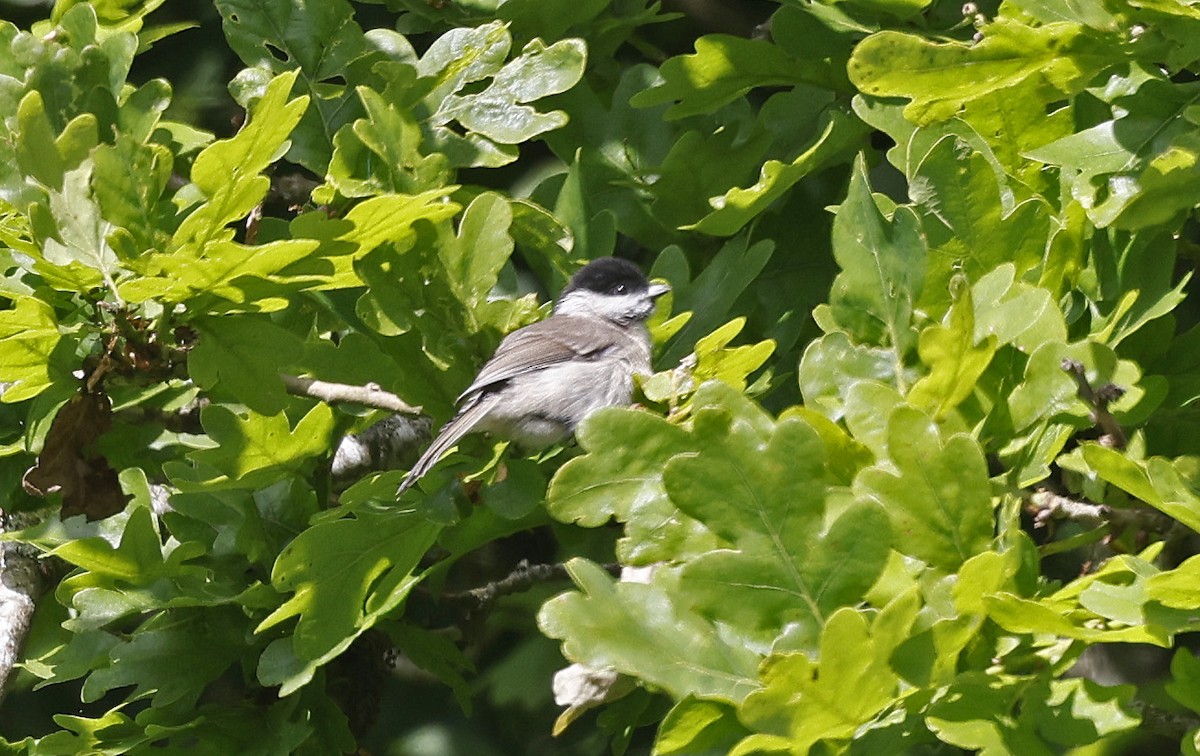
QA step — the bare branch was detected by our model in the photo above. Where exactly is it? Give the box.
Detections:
[281,374,422,415]
[332,414,430,482]
[1028,490,1172,533]
[443,560,620,617]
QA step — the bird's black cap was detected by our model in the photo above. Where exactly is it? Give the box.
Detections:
[561,257,650,297]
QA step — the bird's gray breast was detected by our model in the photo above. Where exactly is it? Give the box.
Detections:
[472,324,652,447]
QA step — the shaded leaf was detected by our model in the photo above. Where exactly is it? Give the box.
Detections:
[826,154,925,354]
[908,286,998,419]
[735,609,901,754]
[187,316,305,416]
[256,507,441,695]
[689,106,870,236]
[548,407,717,564]
[188,404,334,490]
[631,35,830,119]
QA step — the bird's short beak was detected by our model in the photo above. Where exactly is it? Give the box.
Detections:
[648,283,671,299]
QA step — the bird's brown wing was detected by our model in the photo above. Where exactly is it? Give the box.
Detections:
[456,316,621,402]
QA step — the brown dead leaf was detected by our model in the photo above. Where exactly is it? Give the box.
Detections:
[22,391,127,520]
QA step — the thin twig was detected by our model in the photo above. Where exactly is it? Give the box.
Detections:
[443,560,621,617]
[281,374,422,415]
[1062,358,1127,448]
[1028,490,1172,534]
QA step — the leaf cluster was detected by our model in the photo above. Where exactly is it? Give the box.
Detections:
[3,0,1200,753]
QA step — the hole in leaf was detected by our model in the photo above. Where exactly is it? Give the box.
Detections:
[265,42,289,63]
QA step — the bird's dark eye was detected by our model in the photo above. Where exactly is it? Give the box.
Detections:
[612,283,627,294]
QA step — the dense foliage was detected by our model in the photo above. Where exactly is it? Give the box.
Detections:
[4,0,1200,752]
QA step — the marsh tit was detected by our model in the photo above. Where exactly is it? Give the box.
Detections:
[398,257,669,494]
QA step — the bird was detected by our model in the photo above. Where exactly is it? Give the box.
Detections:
[398,257,670,494]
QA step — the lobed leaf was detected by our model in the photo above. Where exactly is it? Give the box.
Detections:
[187,404,334,489]
[666,402,891,644]
[0,296,63,403]
[826,155,926,355]
[854,406,994,573]
[256,507,441,695]
[848,19,1123,125]
[537,559,761,704]
[631,35,823,119]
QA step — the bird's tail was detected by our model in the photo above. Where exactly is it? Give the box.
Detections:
[397,400,488,495]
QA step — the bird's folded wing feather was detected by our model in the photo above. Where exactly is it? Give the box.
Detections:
[457,316,620,402]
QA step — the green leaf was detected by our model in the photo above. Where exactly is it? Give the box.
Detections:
[971,265,1068,352]
[848,19,1122,125]
[1007,341,1142,432]
[631,35,828,119]
[215,0,395,172]
[1028,678,1139,745]
[318,85,450,200]
[826,154,925,355]
[187,404,333,490]
[187,316,305,416]
[172,69,308,250]
[911,136,1051,315]
[90,135,174,256]
[441,192,513,308]
[1025,79,1200,230]
[82,608,244,708]
[656,238,774,365]
[437,37,586,144]
[0,295,63,403]
[548,406,717,564]
[416,21,511,108]
[984,592,1165,645]
[256,507,440,695]
[119,238,321,311]
[34,160,122,288]
[655,698,747,756]
[47,507,170,583]
[924,675,1054,755]
[15,91,97,192]
[1167,648,1200,715]
[1087,230,1190,347]
[688,106,870,236]
[340,189,461,258]
[907,286,998,419]
[1147,554,1200,610]
[799,332,903,419]
[1007,0,1118,29]
[1083,445,1200,533]
[413,24,585,162]
[538,559,761,704]
[666,405,891,644]
[689,318,776,392]
[735,609,900,754]
[854,406,994,572]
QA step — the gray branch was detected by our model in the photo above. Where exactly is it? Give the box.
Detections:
[0,511,47,708]
[1029,490,1173,533]
[281,374,422,415]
